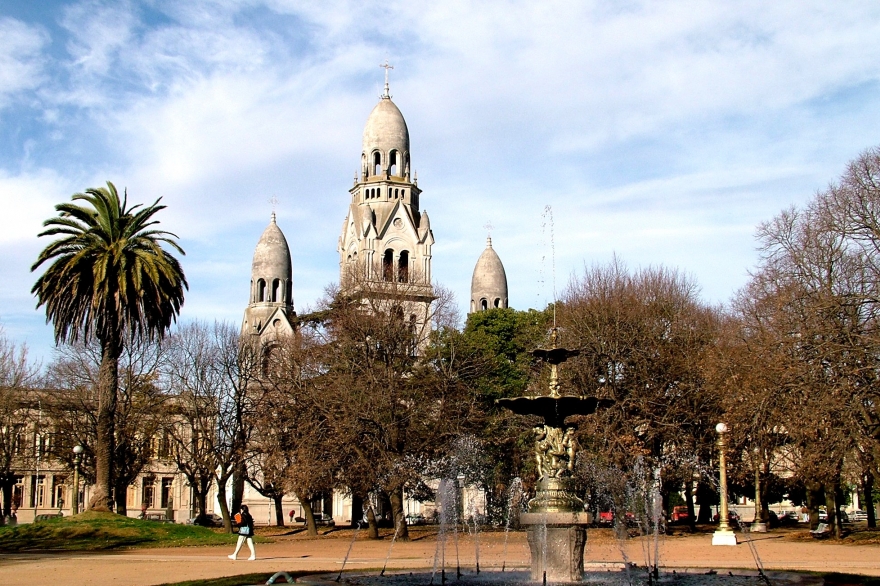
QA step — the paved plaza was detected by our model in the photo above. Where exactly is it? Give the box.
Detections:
[0,528,878,586]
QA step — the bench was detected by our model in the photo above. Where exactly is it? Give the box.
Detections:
[810,522,832,538]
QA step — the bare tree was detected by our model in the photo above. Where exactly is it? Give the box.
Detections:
[0,330,40,520]
[163,321,260,531]
[559,258,723,521]
[311,276,480,540]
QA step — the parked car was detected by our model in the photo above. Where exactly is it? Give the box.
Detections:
[817,510,849,523]
[597,511,638,526]
[850,510,869,522]
[713,511,740,526]
[186,513,226,527]
[669,506,689,523]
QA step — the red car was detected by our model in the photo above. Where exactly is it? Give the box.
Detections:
[670,506,689,523]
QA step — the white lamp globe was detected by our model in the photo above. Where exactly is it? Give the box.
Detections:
[715,422,728,434]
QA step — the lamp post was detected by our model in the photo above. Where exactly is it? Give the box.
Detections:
[712,423,737,546]
[72,445,84,515]
[752,446,767,532]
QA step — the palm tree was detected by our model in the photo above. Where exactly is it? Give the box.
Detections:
[32,182,187,511]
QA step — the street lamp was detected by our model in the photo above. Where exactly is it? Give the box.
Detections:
[712,423,737,546]
[72,445,84,515]
[752,445,767,533]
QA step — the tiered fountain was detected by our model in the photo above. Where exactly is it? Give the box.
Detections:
[497,328,612,583]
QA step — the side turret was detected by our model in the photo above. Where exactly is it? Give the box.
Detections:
[242,213,296,342]
[470,237,509,312]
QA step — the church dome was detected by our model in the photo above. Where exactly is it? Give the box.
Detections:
[471,237,509,312]
[249,214,293,307]
[363,96,409,176]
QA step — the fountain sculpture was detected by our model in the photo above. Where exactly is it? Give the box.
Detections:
[497,328,613,583]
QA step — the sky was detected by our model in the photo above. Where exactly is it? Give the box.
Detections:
[2,0,880,364]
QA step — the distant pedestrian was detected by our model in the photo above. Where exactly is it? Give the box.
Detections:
[289,509,295,523]
[228,504,256,561]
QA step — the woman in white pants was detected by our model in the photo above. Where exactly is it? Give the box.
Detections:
[228,504,256,560]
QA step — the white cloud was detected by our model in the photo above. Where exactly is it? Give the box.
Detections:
[4,0,880,358]
[0,17,48,108]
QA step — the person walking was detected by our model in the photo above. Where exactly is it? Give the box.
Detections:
[228,504,256,561]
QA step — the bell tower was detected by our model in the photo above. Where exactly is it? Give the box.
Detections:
[337,65,435,341]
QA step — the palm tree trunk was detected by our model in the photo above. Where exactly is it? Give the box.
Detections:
[91,330,120,512]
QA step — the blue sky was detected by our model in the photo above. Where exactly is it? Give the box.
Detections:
[2,0,880,363]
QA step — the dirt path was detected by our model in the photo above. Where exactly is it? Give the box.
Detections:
[0,528,877,585]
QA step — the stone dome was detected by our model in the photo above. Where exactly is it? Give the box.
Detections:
[362,97,410,163]
[252,214,292,281]
[471,237,508,312]
[248,213,293,308]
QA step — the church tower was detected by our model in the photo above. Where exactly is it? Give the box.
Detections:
[470,236,509,312]
[337,68,435,319]
[242,213,296,346]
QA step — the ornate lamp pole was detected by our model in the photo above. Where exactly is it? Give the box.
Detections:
[712,423,737,546]
[72,445,84,515]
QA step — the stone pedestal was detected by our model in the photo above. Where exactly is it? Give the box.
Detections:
[712,529,738,546]
[521,512,592,582]
[750,522,768,533]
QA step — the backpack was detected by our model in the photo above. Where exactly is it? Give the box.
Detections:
[234,513,242,524]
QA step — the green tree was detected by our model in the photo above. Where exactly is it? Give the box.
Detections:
[31,182,186,511]
[460,307,552,520]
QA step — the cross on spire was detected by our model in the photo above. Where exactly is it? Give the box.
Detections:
[268,195,279,221]
[380,59,393,98]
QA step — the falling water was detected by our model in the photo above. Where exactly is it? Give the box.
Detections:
[466,494,481,573]
[740,523,773,586]
[336,518,364,582]
[540,205,558,326]
[500,478,523,572]
[451,479,462,579]
[380,514,403,576]
[430,480,448,585]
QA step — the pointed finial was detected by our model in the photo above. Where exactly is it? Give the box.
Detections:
[483,222,494,246]
[271,211,276,223]
[380,59,393,98]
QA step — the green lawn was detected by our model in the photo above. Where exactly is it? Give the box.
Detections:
[0,511,261,551]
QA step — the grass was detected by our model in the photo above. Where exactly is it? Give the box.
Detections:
[0,511,267,551]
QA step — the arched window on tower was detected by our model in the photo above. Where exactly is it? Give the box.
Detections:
[287,280,292,304]
[272,279,281,302]
[481,298,488,311]
[258,279,266,302]
[494,298,501,308]
[398,250,409,282]
[383,249,394,282]
[389,150,398,175]
[374,152,381,176]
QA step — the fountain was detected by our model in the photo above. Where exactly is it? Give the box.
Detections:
[296,326,824,585]
[497,328,613,583]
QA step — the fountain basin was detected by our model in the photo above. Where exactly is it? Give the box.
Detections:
[296,568,823,585]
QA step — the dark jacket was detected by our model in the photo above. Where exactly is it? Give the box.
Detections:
[239,511,255,536]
